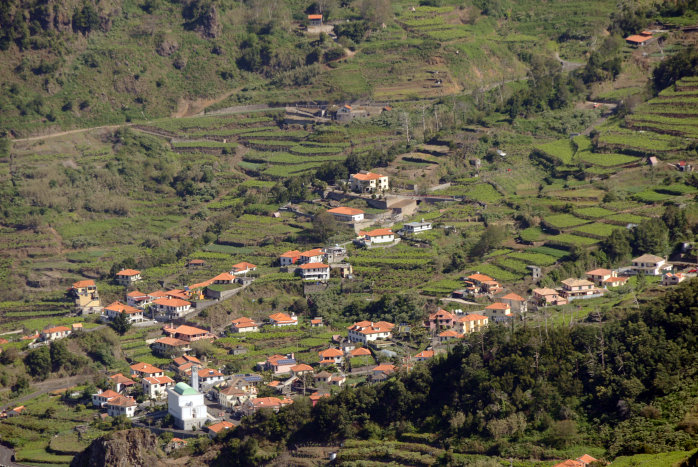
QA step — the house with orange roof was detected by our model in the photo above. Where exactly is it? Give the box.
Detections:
[115,269,141,285]
[291,363,314,376]
[585,268,617,287]
[268,312,298,327]
[152,336,191,355]
[241,396,293,416]
[92,389,121,407]
[40,326,72,342]
[358,228,395,246]
[261,354,297,375]
[484,302,512,321]
[307,13,323,25]
[105,395,137,418]
[347,321,394,344]
[424,309,455,331]
[70,279,100,309]
[211,272,235,284]
[194,368,225,391]
[104,301,145,323]
[152,297,191,319]
[231,317,259,333]
[298,262,330,281]
[310,317,323,327]
[218,383,257,409]
[207,420,234,438]
[279,250,302,266]
[560,278,603,301]
[350,171,389,193]
[626,30,653,46]
[231,262,256,275]
[318,348,344,365]
[371,364,396,381]
[662,272,686,286]
[164,325,214,342]
[173,355,201,368]
[130,362,165,379]
[349,347,371,358]
[414,349,435,361]
[454,314,488,334]
[126,290,151,308]
[309,392,330,406]
[299,248,325,264]
[327,206,365,222]
[437,330,462,343]
[142,375,175,399]
[500,292,528,313]
[110,373,136,393]
[532,288,568,307]
[463,273,501,297]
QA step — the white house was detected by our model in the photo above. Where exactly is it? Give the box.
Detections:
[40,326,71,342]
[130,362,165,379]
[318,348,344,365]
[92,389,121,407]
[104,301,144,323]
[279,250,301,266]
[359,228,395,245]
[327,207,365,222]
[142,375,175,400]
[560,278,603,301]
[347,321,394,344]
[299,249,324,264]
[231,317,259,333]
[402,221,432,234]
[193,368,226,391]
[152,298,191,319]
[662,272,686,286]
[631,254,671,276]
[499,293,527,313]
[298,263,330,281]
[115,269,141,285]
[126,291,151,309]
[105,395,137,418]
[350,171,389,193]
[231,262,256,275]
[268,313,298,327]
[167,381,208,430]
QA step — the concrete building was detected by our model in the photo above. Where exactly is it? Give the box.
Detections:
[327,207,365,222]
[350,171,389,193]
[402,221,432,234]
[115,269,141,285]
[631,254,671,276]
[298,262,330,281]
[167,378,208,430]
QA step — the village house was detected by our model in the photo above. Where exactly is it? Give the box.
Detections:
[206,421,234,439]
[414,349,434,361]
[454,314,488,334]
[315,371,333,385]
[167,382,208,430]
[231,262,256,275]
[560,278,603,301]
[323,245,347,263]
[299,248,325,264]
[585,268,618,287]
[604,276,628,288]
[437,330,463,343]
[335,104,368,122]
[309,393,331,406]
[126,290,152,308]
[279,250,302,266]
[291,364,314,376]
[104,301,145,323]
[662,272,686,286]
[298,262,331,281]
[327,206,365,222]
[625,30,654,46]
[371,364,396,382]
[463,273,501,297]
[241,396,293,416]
[310,317,324,327]
[70,279,100,309]
[307,13,322,26]
[484,302,512,321]
[401,220,433,235]
[105,395,137,418]
[164,325,214,342]
[359,228,395,246]
[500,293,527,313]
[92,389,121,407]
[677,160,693,172]
[193,368,225,391]
[130,362,165,379]
[231,317,259,333]
[152,297,191,319]
[211,272,235,284]
[152,336,191,356]
[172,355,201,370]
[115,269,141,285]
[142,375,175,400]
[347,321,394,344]
[423,309,455,331]
[261,354,297,375]
[631,254,671,276]
[318,348,344,365]
[532,288,568,307]
[349,347,371,359]
[110,373,136,393]
[218,384,256,409]
[40,326,71,342]
[268,312,298,327]
[350,171,389,193]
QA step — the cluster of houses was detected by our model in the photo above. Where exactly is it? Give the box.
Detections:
[424,309,490,342]
[23,323,83,348]
[279,246,349,281]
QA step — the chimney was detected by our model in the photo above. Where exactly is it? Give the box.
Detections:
[191,364,200,391]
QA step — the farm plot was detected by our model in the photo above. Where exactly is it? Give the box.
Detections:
[574,206,616,219]
[468,263,522,282]
[604,213,648,225]
[572,222,622,238]
[547,233,600,248]
[463,184,502,203]
[528,246,570,259]
[576,151,639,167]
[535,138,575,164]
[543,214,589,229]
[519,226,548,242]
[217,214,305,246]
[507,251,559,266]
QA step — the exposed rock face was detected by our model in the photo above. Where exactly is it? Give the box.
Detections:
[70,428,167,467]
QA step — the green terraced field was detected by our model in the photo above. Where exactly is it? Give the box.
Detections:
[573,222,622,238]
[535,138,575,163]
[548,233,600,247]
[574,207,616,218]
[543,214,590,229]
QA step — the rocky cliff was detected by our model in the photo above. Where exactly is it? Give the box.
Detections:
[70,428,167,467]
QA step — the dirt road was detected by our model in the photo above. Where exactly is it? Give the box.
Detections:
[0,374,89,412]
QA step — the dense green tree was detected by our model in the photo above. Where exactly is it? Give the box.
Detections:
[632,218,669,256]
[24,346,51,380]
[110,311,131,335]
[311,211,338,242]
[601,229,632,264]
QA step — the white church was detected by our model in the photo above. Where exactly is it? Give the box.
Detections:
[167,366,209,430]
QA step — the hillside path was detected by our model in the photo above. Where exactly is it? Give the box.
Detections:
[0,374,89,412]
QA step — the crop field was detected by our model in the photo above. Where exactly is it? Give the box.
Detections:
[494,257,531,275]
[572,222,621,238]
[574,207,616,219]
[507,251,559,266]
[519,226,547,242]
[535,138,575,164]
[468,263,522,282]
[604,213,648,225]
[217,214,308,246]
[543,214,589,229]
[577,151,639,167]
[634,189,674,203]
[547,233,600,247]
[529,246,570,259]
[463,183,502,203]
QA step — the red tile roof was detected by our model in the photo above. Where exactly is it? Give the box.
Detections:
[373,364,395,373]
[626,34,652,43]
[231,262,256,271]
[299,262,329,269]
[198,368,223,378]
[352,172,384,181]
[501,293,525,301]
[415,350,434,359]
[130,362,163,375]
[154,337,188,347]
[110,373,135,385]
[211,272,235,282]
[318,348,343,358]
[152,298,191,307]
[467,273,494,282]
[485,302,510,310]
[43,326,71,334]
[269,313,297,323]
[280,250,302,258]
[308,14,322,19]
[105,301,143,314]
[144,375,174,385]
[72,280,95,288]
[300,248,324,257]
[586,268,613,276]
[208,420,234,433]
[291,364,313,372]
[364,228,393,237]
[107,395,137,407]
[116,269,141,276]
[96,389,121,400]
[165,325,209,336]
[350,347,371,357]
[328,207,364,216]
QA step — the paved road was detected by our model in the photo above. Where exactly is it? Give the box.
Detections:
[0,444,26,467]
